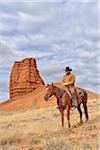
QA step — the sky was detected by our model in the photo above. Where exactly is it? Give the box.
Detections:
[0,0,99,101]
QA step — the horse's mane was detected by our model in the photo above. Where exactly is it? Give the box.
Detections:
[53,85,65,92]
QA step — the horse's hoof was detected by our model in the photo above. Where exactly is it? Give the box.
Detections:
[85,119,88,122]
[73,125,78,128]
[81,121,83,124]
[78,121,83,126]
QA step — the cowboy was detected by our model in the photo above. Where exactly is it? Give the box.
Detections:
[62,67,78,108]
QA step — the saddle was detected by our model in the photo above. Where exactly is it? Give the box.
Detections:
[64,87,79,108]
[64,88,72,99]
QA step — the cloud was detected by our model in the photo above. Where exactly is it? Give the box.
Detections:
[0,0,99,101]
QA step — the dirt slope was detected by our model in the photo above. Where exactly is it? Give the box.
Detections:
[0,82,99,111]
[0,86,56,111]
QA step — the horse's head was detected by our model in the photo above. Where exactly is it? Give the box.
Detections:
[44,83,55,102]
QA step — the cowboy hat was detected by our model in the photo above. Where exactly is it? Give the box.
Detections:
[64,67,72,72]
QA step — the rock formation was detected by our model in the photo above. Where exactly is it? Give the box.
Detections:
[10,58,45,99]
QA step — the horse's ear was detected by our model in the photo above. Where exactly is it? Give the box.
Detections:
[51,83,54,86]
[46,83,49,87]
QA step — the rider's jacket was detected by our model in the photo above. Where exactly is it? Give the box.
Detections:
[62,72,75,86]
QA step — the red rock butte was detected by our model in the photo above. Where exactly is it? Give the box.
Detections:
[10,58,45,99]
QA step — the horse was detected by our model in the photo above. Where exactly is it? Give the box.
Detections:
[44,83,88,128]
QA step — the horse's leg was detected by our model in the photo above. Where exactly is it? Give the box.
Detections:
[83,102,89,121]
[59,108,64,128]
[77,104,83,124]
[56,98,60,109]
[66,105,70,128]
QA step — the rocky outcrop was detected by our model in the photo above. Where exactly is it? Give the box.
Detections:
[10,58,45,99]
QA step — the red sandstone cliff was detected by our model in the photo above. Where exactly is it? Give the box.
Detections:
[10,58,45,99]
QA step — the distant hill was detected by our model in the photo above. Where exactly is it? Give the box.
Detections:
[0,82,99,111]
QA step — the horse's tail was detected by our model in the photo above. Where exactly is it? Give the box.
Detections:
[78,89,88,104]
[84,91,88,103]
[81,90,88,104]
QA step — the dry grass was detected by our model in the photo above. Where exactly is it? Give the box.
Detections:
[0,96,99,150]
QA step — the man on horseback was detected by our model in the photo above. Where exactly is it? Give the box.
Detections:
[62,67,78,108]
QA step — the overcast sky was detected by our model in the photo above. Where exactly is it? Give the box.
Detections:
[0,0,99,101]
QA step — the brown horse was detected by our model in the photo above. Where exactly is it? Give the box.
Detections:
[44,83,88,128]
